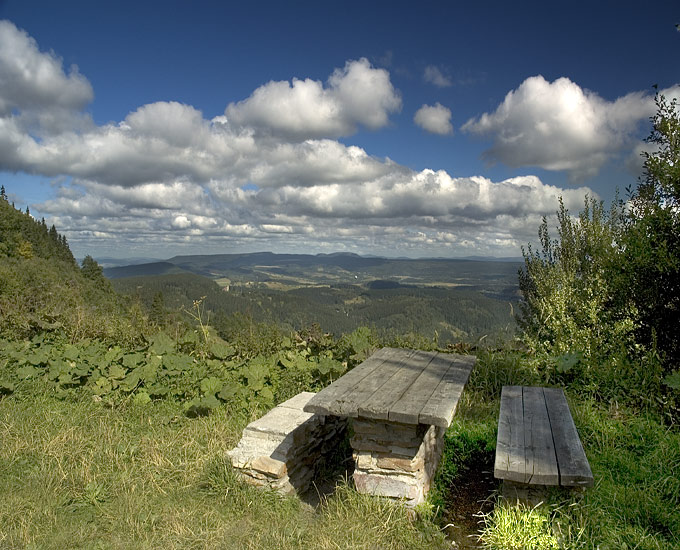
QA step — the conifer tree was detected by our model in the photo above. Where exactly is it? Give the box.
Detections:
[150,291,167,327]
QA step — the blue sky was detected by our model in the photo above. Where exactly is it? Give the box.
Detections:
[0,0,678,259]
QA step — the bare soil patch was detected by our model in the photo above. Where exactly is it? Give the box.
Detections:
[441,456,498,549]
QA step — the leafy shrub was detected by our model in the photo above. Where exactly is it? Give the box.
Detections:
[0,325,353,416]
[517,94,680,417]
[518,196,635,364]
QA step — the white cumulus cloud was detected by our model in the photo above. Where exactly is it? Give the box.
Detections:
[414,103,453,135]
[225,58,401,141]
[0,20,93,115]
[462,75,656,181]
[0,20,93,138]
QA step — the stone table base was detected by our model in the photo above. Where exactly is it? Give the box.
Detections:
[350,417,445,506]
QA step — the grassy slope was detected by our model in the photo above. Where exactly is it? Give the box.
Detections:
[0,381,446,550]
[2,355,679,550]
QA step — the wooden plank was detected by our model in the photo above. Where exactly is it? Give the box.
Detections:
[357,350,432,420]
[303,347,400,416]
[417,354,475,427]
[332,348,417,417]
[522,387,559,485]
[494,385,527,483]
[543,387,594,487]
[387,351,449,424]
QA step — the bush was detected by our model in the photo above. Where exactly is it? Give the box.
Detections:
[517,94,680,417]
[518,196,634,364]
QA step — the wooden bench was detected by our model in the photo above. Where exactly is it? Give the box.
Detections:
[494,386,593,491]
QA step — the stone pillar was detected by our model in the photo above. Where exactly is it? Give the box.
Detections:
[350,418,445,506]
[227,392,348,496]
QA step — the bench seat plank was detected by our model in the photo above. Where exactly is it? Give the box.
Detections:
[543,388,594,487]
[495,385,528,483]
[523,386,559,485]
[494,386,593,487]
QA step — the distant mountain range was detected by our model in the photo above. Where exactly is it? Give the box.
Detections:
[103,251,523,300]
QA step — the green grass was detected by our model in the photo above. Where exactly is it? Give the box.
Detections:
[0,381,447,550]
[554,399,680,549]
[479,502,560,549]
[438,351,680,550]
[2,353,679,549]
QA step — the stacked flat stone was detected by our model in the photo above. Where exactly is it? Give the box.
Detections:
[351,418,445,506]
[227,392,347,496]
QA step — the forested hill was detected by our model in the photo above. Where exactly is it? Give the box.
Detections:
[0,191,75,264]
[0,192,133,342]
[112,272,517,346]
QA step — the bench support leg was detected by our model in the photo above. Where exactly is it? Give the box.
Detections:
[501,480,552,507]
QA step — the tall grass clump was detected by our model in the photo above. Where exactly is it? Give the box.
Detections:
[479,502,559,550]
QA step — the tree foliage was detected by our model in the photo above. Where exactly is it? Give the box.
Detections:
[622,93,680,369]
[0,194,136,342]
[519,196,631,361]
[0,198,75,264]
[519,93,680,412]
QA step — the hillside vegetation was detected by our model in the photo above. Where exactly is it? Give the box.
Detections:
[0,194,140,344]
[0,95,679,549]
[111,272,516,347]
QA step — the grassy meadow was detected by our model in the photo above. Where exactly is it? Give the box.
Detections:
[1,351,678,550]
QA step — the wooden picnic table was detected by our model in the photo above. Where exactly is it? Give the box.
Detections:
[304,347,476,427]
[303,347,476,505]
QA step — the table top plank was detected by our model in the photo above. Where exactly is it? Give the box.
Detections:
[543,387,594,487]
[523,387,559,485]
[417,355,476,427]
[387,351,452,424]
[331,348,417,417]
[494,385,528,483]
[303,347,400,416]
[303,348,475,427]
[356,351,433,421]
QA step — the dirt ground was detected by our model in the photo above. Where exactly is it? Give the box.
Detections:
[441,460,498,549]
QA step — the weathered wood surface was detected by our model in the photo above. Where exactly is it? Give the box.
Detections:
[418,355,476,427]
[543,387,594,486]
[304,348,475,428]
[494,386,594,487]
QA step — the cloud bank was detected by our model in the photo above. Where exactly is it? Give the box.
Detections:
[1,20,598,258]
